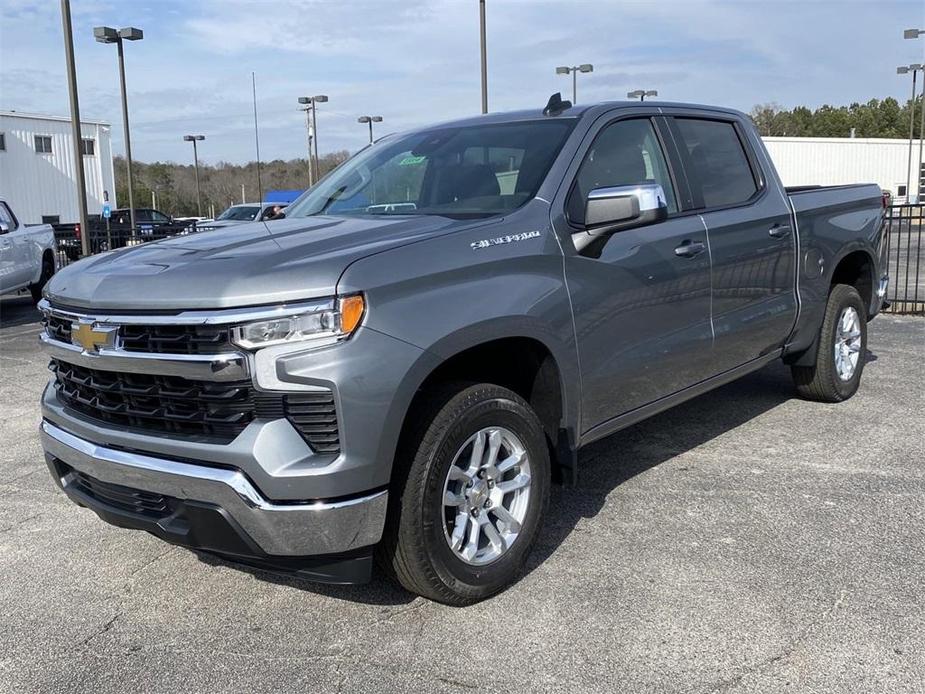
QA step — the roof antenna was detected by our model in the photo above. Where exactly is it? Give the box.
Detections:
[543,92,572,116]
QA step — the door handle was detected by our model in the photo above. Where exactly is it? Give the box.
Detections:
[674,239,706,258]
[768,224,791,238]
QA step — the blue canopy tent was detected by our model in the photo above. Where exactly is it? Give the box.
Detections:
[264,189,305,204]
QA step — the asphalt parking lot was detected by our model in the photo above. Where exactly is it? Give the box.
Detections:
[1,293,923,694]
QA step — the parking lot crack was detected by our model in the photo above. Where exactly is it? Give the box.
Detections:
[73,611,122,650]
[0,513,41,534]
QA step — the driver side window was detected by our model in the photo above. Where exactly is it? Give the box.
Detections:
[568,118,677,225]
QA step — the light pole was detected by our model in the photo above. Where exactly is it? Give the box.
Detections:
[555,64,593,104]
[907,28,925,201]
[627,89,658,102]
[479,0,488,113]
[298,95,328,182]
[297,98,314,186]
[94,25,143,238]
[183,135,205,216]
[898,64,923,202]
[357,116,383,144]
[61,0,91,257]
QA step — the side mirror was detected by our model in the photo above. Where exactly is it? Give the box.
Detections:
[585,183,668,232]
[0,221,9,234]
[573,183,669,256]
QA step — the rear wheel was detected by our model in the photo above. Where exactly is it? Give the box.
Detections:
[791,284,867,402]
[379,383,550,605]
[29,253,54,304]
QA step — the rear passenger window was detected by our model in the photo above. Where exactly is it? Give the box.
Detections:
[675,119,758,208]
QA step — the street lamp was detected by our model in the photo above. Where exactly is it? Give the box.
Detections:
[904,28,924,39]
[898,64,923,202]
[183,135,205,216]
[555,64,593,104]
[627,89,658,101]
[94,25,143,237]
[298,95,328,183]
[357,115,383,144]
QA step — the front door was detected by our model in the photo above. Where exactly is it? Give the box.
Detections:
[556,115,714,435]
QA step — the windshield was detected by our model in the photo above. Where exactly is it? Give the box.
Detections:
[285,119,575,219]
[217,205,261,221]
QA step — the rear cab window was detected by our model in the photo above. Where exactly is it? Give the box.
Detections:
[673,118,760,209]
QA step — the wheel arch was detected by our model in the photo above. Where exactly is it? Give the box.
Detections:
[389,323,580,486]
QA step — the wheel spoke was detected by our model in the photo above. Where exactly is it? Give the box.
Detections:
[467,430,486,474]
[497,472,531,495]
[495,450,523,475]
[448,466,469,482]
[461,514,482,561]
[450,512,469,551]
[481,517,506,552]
[484,429,502,470]
[847,341,861,353]
[491,504,521,532]
[443,490,465,507]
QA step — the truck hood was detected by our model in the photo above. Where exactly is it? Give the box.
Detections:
[46,214,490,310]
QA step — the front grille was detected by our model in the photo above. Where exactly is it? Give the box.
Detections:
[66,463,172,518]
[44,314,72,343]
[50,358,340,453]
[120,324,234,355]
[42,313,234,355]
[52,358,259,442]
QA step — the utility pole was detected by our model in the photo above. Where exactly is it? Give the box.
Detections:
[252,72,263,203]
[61,0,90,257]
[479,0,488,113]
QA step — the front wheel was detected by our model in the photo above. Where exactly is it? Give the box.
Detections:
[379,383,550,605]
[791,283,868,402]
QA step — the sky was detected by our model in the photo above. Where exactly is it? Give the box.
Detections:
[2,0,924,166]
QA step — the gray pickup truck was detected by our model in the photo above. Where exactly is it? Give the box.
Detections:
[38,97,888,605]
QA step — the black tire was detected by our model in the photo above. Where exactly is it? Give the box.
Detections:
[791,284,867,402]
[29,253,54,304]
[378,383,551,605]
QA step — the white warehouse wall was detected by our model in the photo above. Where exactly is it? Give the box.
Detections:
[763,136,923,200]
[0,111,116,225]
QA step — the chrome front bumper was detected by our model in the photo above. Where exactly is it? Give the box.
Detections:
[40,420,388,556]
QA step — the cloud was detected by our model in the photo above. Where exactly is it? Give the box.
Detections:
[1,0,922,164]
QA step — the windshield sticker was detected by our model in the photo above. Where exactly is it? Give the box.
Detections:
[470,230,542,250]
[399,155,427,166]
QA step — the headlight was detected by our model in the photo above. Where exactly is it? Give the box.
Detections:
[231,295,365,350]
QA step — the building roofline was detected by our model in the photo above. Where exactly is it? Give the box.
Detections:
[0,110,111,127]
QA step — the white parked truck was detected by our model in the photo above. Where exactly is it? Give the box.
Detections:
[0,199,56,302]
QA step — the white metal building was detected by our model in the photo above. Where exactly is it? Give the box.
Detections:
[763,136,925,202]
[0,110,116,225]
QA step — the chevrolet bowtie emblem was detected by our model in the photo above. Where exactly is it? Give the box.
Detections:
[71,321,118,352]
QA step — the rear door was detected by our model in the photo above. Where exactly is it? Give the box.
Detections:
[554,113,714,434]
[667,114,796,371]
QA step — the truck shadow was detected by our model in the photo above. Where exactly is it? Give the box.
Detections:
[0,295,42,328]
[528,360,804,571]
[196,354,876,606]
